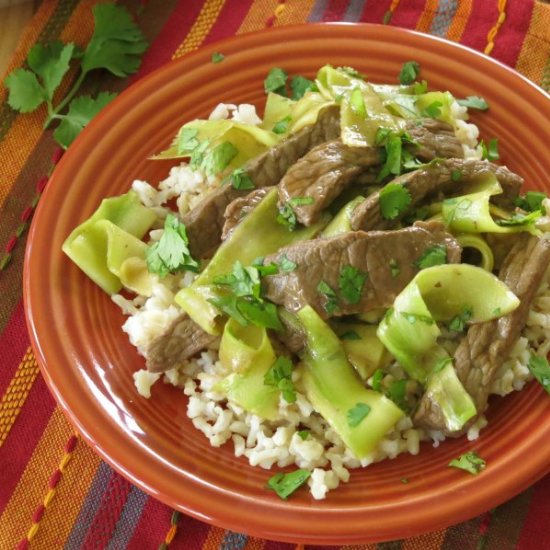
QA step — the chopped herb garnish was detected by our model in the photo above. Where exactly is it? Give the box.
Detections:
[290,75,316,100]
[480,138,500,161]
[264,356,296,403]
[496,210,541,227]
[457,96,489,111]
[449,307,473,332]
[317,280,339,315]
[422,100,443,119]
[376,131,403,181]
[449,451,486,475]
[400,477,409,484]
[229,167,255,190]
[278,254,297,273]
[146,214,199,277]
[347,402,371,427]
[379,183,412,220]
[214,260,261,299]
[266,469,311,500]
[350,88,366,118]
[277,196,314,231]
[211,51,224,63]
[451,169,462,182]
[338,265,368,304]
[492,307,502,316]
[399,61,420,85]
[189,139,210,168]
[251,257,278,276]
[201,141,238,175]
[176,127,200,155]
[402,312,435,325]
[527,354,550,395]
[340,330,361,341]
[272,115,292,134]
[264,67,288,96]
[515,191,547,212]
[388,379,408,411]
[337,66,366,79]
[297,430,310,441]
[414,244,448,269]
[371,369,384,392]
[390,259,400,278]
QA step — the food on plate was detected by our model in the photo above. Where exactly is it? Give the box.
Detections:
[62,64,550,500]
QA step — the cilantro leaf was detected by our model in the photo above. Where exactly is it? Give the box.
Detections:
[376,131,403,181]
[527,354,550,395]
[146,214,199,277]
[81,3,148,77]
[400,477,410,484]
[290,75,316,100]
[379,183,412,220]
[347,402,371,427]
[4,69,45,113]
[201,141,238,175]
[297,430,310,440]
[209,294,282,330]
[480,138,499,161]
[340,330,361,341]
[414,244,448,269]
[175,127,200,155]
[515,191,547,213]
[27,41,75,99]
[371,369,384,392]
[399,61,420,85]
[279,254,297,272]
[388,379,408,411]
[211,52,224,63]
[214,261,261,299]
[264,67,288,96]
[317,280,339,315]
[496,210,541,227]
[264,356,296,403]
[457,96,489,111]
[390,259,400,278]
[266,469,310,500]
[228,167,255,190]
[422,100,443,119]
[272,115,292,135]
[449,451,486,475]
[53,92,117,148]
[276,197,314,231]
[338,265,367,304]
[350,88,366,118]
[449,307,473,332]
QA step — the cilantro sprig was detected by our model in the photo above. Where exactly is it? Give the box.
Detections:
[480,138,500,161]
[4,3,147,148]
[338,265,368,304]
[414,244,448,269]
[264,67,316,99]
[277,196,314,231]
[317,280,339,315]
[264,356,296,403]
[379,183,412,220]
[267,469,311,500]
[449,307,473,332]
[399,61,420,85]
[527,354,550,395]
[449,451,486,475]
[457,96,489,111]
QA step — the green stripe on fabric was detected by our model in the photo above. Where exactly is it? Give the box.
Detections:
[541,53,550,92]
[442,515,483,550]
[377,541,403,550]
[0,0,81,143]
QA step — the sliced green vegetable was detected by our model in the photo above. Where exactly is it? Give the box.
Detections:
[527,354,550,395]
[321,196,365,237]
[449,451,486,474]
[415,91,455,125]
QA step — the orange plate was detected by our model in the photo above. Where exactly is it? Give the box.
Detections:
[24,24,550,544]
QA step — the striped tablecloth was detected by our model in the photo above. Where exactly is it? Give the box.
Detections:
[1,1,550,548]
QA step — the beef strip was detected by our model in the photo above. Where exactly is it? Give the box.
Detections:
[351,158,523,231]
[405,118,464,161]
[278,119,465,227]
[262,221,461,319]
[221,188,269,240]
[414,234,550,434]
[183,104,340,259]
[145,313,217,373]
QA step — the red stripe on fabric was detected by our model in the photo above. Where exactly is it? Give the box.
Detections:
[203,0,255,45]
[517,474,550,549]
[0,376,56,515]
[0,302,30,395]
[322,0,351,21]
[136,0,205,78]
[359,0,392,23]
[490,0,534,67]
[389,0,425,29]
[127,498,208,549]
[459,0,499,50]
[80,471,132,549]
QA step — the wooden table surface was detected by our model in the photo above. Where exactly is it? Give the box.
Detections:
[0,1,37,77]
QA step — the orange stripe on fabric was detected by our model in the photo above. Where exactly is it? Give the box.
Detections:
[171,0,227,59]
[243,536,267,550]
[342,543,378,550]
[415,0,439,33]
[402,528,446,550]
[445,0,473,42]
[484,0,507,55]
[201,526,226,549]
[0,347,40,448]
[0,0,101,210]
[0,408,73,547]
[514,1,550,86]
[272,0,316,27]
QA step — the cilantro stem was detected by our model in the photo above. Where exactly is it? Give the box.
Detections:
[44,70,87,128]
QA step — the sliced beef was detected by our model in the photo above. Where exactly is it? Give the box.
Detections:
[262,222,461,319]
[145,314,217,373]
[183,104,340,258]
[351,158,523,232]
[404,118,464,161]
[222,188,269,240]
[414,234,550,434]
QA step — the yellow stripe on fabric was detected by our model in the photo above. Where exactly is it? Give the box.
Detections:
[342,543,378,550]
[171,0,227,59]
[514,1,550,86]
[0,0,103,210]
[484,0,507,55]
[415,0,439,33]
[31,439,102,550]
[201,526,226,550]
[0,347,40,448]
[244,537,267,550]
[445,0,473,42]
[237,0,282,34]
[402,528,446,550]
[0,408,73,547]
[273,0,316,26]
